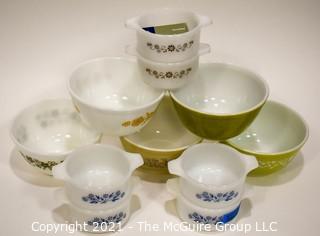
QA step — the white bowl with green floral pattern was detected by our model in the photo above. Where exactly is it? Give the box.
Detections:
[10,99,101,175]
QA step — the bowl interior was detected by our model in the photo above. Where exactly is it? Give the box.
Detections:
[227,101,308,154]
[138,9,199,33]
[11,100,99,154]
[66,145,130,188]
[172,63,268,114]
[182,144,246,186]
[124,95,201,150]
[69,58,163,110]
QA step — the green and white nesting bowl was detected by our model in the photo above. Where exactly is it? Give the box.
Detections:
[10,99,101,175]
[120,95,202,176]
[170,63,269,140]
[226,101,309,175]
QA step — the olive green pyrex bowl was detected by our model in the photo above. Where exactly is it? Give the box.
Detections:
[226,101,308,176]
[170,63,269,140]
[120,94,202,179]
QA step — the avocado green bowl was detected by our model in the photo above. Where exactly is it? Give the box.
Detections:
[170,63,269,140]
[226,101,309,176]
[120,94,202,180]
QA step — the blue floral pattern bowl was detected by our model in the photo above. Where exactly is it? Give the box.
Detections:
[188,204,240,225]
[167,178,243,231]
[69,197,131,233]
[176,193,242,232]
[87,212,127,227]
[82,191,125,204]
[52,144,142,211]
[196,191,239,203]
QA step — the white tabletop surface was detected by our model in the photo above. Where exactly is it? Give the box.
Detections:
[1,0,319,235]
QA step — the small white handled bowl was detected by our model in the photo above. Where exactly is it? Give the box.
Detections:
[52,144,143,210]
[69,196,131,233]
[126,44,210,90]
[167,178,241,232]
[168,143,258,208]
[125,9,212,62]
[10,99,101,175]
[68,57,165,136]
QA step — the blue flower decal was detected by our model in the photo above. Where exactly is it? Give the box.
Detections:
[87,212,127,227]
[188,204,240,225]
[188,212,221,225]
[82,191,125,204]
[196,191,238,202]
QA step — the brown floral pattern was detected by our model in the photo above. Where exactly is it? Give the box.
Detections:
[122,111,154,128]
[146,68,192,79]
[146,41,194,53]
[20,152,63,171]
[144,158,168,169]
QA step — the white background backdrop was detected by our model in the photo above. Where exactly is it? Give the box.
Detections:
[0,0,319,235]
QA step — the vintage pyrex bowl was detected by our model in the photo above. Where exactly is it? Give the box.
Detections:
[68,57,165,136]
[69,195,131,233]
[52,144,143,210]
[10,99,101,175]
[170,63,269,140]
[226,101,309,176]
[120,94,202,176]
[126,44,210,90]
[125,9,212,63]
[168,143,258,208]
[167,178,241,232]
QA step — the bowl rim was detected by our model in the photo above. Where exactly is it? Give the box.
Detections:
[170,62,270,117]
[129,8,207,39]
[178,192,242,214]
[10,98,102,158]
[225,100,309,156]
[169,178,242,213]
[70,196,130,215]
[120,93,202,153]
[61,144,136,190]
[67,56,165,113]
[174,143,249,189]
[136,50,199,66]
[120,135,202,153]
